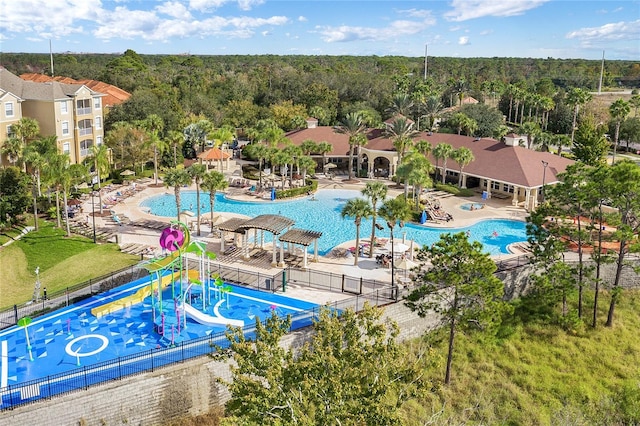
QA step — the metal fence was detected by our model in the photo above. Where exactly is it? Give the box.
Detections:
[0,265,147,330]
[0,290,391,411]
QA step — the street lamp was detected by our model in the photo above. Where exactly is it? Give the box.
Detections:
[541,160,549,203]
[91,191,97,243]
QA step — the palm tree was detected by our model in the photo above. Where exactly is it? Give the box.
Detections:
[448,112,468,136]
[244,143,271,189]
[86,143,111,215]
[11,117,40,170]
[403,151,434,204]
[1,137,23,167]
[629,94,640,117]
[46,153,70,229]
[271,149,293,190]
[519,121,542,150]
[453,78,467,106]
[141,114,166,187]
[378,198,413,288]
[422,96,443,132]
[201,170,228,229]
[300,139,318,156]
[335,112,367,181]
[298,155,316,184]
[386,93,414,117]
[432,143,454,184]
[163,168,192,222]
[609,98,631,164]
[166,130,184,168]
[24,136,56,230]
[361,182,388,258]
[316,141,333,170]
[566,88,592,145]
[386,116,418,176]
[414,139,433,157]
[554,134,571,156]
[188,163,207,236]
[340,198,373,266]
[452,147,475,188]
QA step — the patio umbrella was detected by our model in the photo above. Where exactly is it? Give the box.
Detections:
[395,258,418,277]
[120,169,135,176]
[180,210,195,217]
[76,182,90,190]
[385,241,409,254]
[67,199,82,206]
[324,163,337,169]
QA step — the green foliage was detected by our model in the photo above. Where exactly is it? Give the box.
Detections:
[406,232,513,384]
[0,167,31,227]
[217,304,429,425]
[433,183,474,196]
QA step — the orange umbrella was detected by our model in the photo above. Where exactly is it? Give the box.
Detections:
[197,148,231,161]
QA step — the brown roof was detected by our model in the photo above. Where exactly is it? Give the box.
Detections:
[279,228,323,246]
[19,73,130,108]
[197,148,231,161]
[285,125,574,189]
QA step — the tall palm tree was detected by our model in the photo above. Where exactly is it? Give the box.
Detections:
[188,163,208,236]
[554,134,571,156]
[519,121,542,150]
[298,155,316,184]
[566,88,592,145]
[386,93,414,117]
[403,151,434,204]
[166,130,184,168]
[46,153,70,229]
[335,112,367,181]
[453,78,467,106]
[300,139,318,156]
[386,116,418,177]
[609,98,631,164]
[163,168,193,222]
[201,170,228,230]
[378,198,413,287]
[629,94,640,117]
[11,117,40,170]
[361,182,388,258]
[452,147,475,188]
[141,114,166,187]
[316,141,333,170]
[244,143,271,189]
[272,149,293,190]
[1,137,23,168]
[340,198,373,266]
[414,139,433,157]
[422,96,443,132]
[24,136,56,230]
[432,143,454,184]
[86,143,111,215]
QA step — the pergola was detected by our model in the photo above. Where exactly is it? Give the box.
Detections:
[278,228,323,268]
[216,214,321,267]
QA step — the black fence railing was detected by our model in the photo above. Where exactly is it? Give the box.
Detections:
[0,265,147,330]
[0,290,391,411]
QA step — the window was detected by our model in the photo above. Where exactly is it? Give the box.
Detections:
[78,119,92,136]
[80,139,93,157]
[62,143,70,155]
[6,125,14,138]
[76,99,91,115]
[93,97,101,110]
[61,121,69,136]
[60,101,68,114]
[96,136,103,146]
[95,116,102,130]
[491,181,501,191]
[503,184,515,193]
[5,102,14,117]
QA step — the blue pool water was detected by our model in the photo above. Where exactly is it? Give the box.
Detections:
[140,189,527,255]
[460,202,486,211]
[0,274,318,398]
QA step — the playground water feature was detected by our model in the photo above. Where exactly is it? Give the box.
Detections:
[140,189,528,255]
[0,271,319,408]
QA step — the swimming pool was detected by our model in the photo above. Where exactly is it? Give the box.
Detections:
[0,273,319,404]
[140,189,527,255]
[460,202,486,211]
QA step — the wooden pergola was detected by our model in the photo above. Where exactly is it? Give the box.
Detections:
[216,214,322,267]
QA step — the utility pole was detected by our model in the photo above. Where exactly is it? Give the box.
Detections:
[598,50,604,94]
[424,44,428,80]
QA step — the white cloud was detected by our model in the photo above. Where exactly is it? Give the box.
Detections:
[188,0,226,12]
[317,16,434,43]
[238,0,265,11]
[479,29,493,36]
[458,36,470,45]
[261,30,270,36]
[157,2,193,20]
[397,8,434,20]
[298,16,307,22]
[566,20,640,42]
[444,0,549,22]
[0,0,102,38]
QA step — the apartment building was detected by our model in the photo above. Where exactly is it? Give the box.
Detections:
[0,67,105,166]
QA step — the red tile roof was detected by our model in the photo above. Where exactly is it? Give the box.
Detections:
[19,73,130,108]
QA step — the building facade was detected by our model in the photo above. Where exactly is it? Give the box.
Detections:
[0,67,105,166]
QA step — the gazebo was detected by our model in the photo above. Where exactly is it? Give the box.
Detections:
[197,147,232,171]
[216,214,322,267]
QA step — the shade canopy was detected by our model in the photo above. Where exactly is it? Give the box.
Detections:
[197,148,231,161]
[395,258,418,270]
[385,241,409,253]
[120,169,135,176]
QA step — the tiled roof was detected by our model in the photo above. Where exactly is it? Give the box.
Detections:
[19,73,130,107]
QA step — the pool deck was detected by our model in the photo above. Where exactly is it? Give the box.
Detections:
[83,171,531,296]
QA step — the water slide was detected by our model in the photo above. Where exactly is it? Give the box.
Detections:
[91,269,200,318]
[182,302,244,327]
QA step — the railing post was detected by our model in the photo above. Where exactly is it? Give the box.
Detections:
[13,304,18,324]
[341,274,345,292]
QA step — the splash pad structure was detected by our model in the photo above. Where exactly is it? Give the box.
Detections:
[140,221,244,347]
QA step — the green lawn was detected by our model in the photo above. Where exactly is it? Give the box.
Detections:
[1,220,140,309]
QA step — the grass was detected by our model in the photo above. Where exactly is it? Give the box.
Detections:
[400,291,640,425]
[0,219,140,309]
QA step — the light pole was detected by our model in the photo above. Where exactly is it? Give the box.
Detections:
[541,160,549,203]
[91,191,97,243]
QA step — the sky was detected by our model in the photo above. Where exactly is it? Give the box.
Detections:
[0,0,638,60]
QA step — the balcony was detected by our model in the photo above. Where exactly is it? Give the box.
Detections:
[78,127,93,136]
